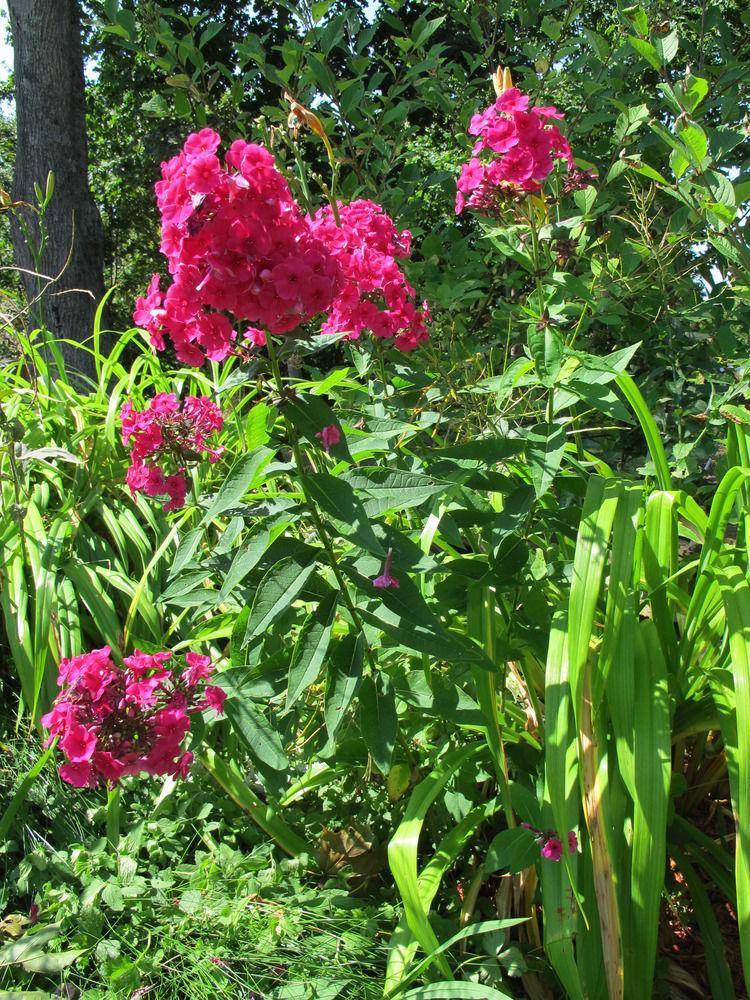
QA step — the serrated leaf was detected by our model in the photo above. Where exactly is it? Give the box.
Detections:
[101,882,125,911]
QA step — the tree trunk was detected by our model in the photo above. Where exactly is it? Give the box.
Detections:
[8,0,106,382]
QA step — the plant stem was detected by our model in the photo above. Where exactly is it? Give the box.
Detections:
[264,333,377,673]
[106,783,121,849]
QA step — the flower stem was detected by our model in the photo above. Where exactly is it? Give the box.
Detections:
[264,334,377,672]
[106,784,121,849]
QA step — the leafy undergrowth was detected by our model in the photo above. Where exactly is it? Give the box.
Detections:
[0,727,391,1000]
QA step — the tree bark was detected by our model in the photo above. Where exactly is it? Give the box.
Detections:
[8,0,106,381]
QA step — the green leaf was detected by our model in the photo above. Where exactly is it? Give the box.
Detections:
[218,528,272,602]
[403,982,513,999]
[324,633,365,738]
[21,949,85,973]
[200,748,307,857]
[541,14,562,39]
[222,689,288,773]
[567,477,619,723]
[286,590,339,709]
[411,14,446,47]
[359,673,397,773]
[682,74,709,112]
[199,21,224,47]
[341,468,446,518]
[483,827,539,875]
[283,393,353,463]
[627,36,661,71]
[243,555,316,647]
[627,621,671,995]
[388,745,484,981]
[677,123,709,166]
[202,447,274,524]
[527,326,563,387]
[169,526,204,579]
[717,565,750,986]
[301,473,385,555]
[573,185,597,215]
[524,422,567,498]
[614,103,650,143]
[654,30,678,64]
[0,924,62,967]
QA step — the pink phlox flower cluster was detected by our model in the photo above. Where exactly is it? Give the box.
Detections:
[521,822,578,862]
[315,424,341,452]
[134,130,429,362]
[41,646,226,788]
[120,392,223,511]
[309,199,430,352]
[456,87,574,214]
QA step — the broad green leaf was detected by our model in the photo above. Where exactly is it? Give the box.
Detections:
[324,632,364,738]
[222,690,288,773]
[627,36,661,70]
[359,672,397,773]
[218,527,271,602]
[301,473,385,555]
[341,468,446,518]
[243,555,316,647]
[483,827,538,875]
[0,924,62,966]
[527,325,563,387]
[677,123,708,167]
[654,29,678,64]
[22,948,85,973]
[524,422,567,498]
[286,590,339,709]
[202,446,273,524]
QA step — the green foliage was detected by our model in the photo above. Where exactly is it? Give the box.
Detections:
[3,3,750,997]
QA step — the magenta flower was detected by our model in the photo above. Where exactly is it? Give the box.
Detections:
[41,647,225,788]
[456,85,575,216]
[315,424,341,452]
[522,822,578,862]
[373,548,400,590]
[133,133,429,365]
[120,393,223,511]
[541,836,563,861]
